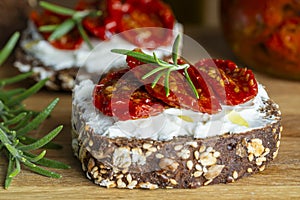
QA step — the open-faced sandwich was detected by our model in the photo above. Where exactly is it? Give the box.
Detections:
[14,0,181,91]
[71,35,282,189]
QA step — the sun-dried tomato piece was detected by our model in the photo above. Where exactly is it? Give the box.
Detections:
[30,11,83,50]
[180,62,222,114]
[264,17,300,64]
[76,0,122,40]
[93,69,167,120]
[125,48,145,69]
[126,50,222,114]
[119,0,175,48]
[195,59,258,105]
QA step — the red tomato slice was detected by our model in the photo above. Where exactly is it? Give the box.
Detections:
[82,16,118,40]
[30,11,83,50]
[119,0,175,48]
[195,59,258,105]
[93,69,168,120]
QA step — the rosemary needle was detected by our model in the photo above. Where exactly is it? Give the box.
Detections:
[0,32,20,66]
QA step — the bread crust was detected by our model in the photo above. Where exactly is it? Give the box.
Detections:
[71,99,282,189]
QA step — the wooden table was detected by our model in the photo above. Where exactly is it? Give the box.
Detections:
[0,27,299,200]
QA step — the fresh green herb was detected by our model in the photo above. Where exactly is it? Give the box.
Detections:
[111,35,200,98]
[39,1,76,16]
[0,32,20,66]
[47,19,76,42]
[38,1,102,50]
[0,33,70,189]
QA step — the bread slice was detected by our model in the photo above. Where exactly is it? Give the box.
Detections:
[71,79,282,189]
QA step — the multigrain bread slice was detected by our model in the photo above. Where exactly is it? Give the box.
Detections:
[71,81,282,189]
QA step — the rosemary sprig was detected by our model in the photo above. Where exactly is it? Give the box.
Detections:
[38,1,102,50]
[0,33,70,189]
[111,35,200,99]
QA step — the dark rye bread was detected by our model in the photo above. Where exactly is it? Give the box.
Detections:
[15,47,79,91]
[71,99,282,189]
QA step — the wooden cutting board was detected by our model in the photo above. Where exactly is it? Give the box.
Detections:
[0,27,299,200]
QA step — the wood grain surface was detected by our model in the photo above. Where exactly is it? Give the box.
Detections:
[0,27,299,200]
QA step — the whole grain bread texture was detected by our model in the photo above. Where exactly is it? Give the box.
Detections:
[71,98,282,189]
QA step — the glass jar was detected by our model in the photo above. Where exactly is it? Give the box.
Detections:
[220,0,300,80]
